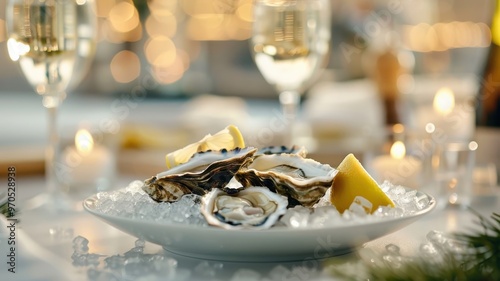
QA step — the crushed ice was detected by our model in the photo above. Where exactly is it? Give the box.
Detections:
[281,181,431,229]
[92,180,432,229]
[93,180,208,226]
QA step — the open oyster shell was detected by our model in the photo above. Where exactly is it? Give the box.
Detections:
[200,186,288,230]
[142,147,257,202]
[235,154,338,207]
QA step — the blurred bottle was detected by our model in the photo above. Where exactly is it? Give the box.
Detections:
[367,39,414,125]
[476,0,500,127]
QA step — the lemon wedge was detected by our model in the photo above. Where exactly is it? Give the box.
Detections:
[330,153,395,213]
[165,125,245,168]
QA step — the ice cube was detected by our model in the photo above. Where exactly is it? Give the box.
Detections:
[73,235,89,254]
[135,239,146,248]
[348,196,372,216]
[414,194,430,210]
[426,230,447,245]
[309,206,340,227]
[104,255,126,270]
[230,269,261,281]
[385,244,400,255]
[268,265,291,280]
[280,206,311,228]
[49,226,74,240]
[194,261,217,278]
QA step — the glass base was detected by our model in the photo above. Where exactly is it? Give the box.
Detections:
[21,191,80,213]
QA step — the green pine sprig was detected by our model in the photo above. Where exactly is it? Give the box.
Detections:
[330,212,500,281]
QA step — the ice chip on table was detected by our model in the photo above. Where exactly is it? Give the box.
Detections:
[426,230,447,245]
[385,243,401,255]
[230,269,261,281]
[105,255,126,270]
[135,239,146,248]
[268,265,292,280]
[73,235,89,254]
[195,261,218,278]
[49,226,74,240]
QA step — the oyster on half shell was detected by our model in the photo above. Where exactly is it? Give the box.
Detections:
[235,154,338,207]
[201,186,288,230]
[142,147,256,202]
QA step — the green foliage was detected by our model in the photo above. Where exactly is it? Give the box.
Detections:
[331,212,500,281]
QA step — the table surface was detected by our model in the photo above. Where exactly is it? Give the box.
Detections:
[0,173,498,281]
[1,86,499,280]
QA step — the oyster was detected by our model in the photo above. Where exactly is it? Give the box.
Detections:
[142,147,257,202]
[201,186,288,230]
[235,154,337,207]
[256,145,307,157]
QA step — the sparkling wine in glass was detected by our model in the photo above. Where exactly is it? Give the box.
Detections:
[6,0,86,209]
[251,0,331,144]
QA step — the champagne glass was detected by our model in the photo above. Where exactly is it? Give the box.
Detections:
[6,0,95,209]
[251,0,331,145]
[68,0,97,91]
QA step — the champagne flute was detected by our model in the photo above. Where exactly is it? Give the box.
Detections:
[6,0,93,209]
[251,0,331,145]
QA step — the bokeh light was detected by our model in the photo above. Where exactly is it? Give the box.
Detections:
[144,36,177,67]
[108,1,140,33]
[153,54,186,84]
[94,0,116,18]
[145,12,177,38]
[404,22,491,52]
[110,50,141,83]
[0,19,5,43]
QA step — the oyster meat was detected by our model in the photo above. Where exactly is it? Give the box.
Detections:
[142,147,256,202]
[201,186,288,230]
[235,154,338,207]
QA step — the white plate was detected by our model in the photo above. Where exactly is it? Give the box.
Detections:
[84,191,435,262]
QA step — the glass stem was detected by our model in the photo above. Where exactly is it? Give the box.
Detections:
[45,103,60,196]
[279,90,300,146]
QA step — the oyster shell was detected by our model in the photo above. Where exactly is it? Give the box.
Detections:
[256,145,307,157]
[201,186,288,230]
[142,147,257,202]
[235,154,337,207]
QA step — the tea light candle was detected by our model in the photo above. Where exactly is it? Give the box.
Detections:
[416,87,474,141]
[62,129,113,186]
[371,140,422,188]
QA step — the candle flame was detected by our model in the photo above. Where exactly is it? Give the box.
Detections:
[390,141,406,160]
[433,87,455,115]
[75,129,94,155]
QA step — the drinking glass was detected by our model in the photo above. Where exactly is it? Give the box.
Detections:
[251,0,331,145]
[433,141,477,209]
[6,0,96,209]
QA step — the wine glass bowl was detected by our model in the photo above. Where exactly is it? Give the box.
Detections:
[251,0,331,144]
[7,0,78,107]
[69,0,97,92]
